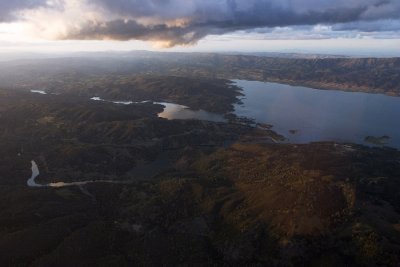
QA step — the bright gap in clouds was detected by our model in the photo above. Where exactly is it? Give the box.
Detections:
[0,0,399,56]
[0,22,31,42]
[0,27,399,57]
[0,38,399,57]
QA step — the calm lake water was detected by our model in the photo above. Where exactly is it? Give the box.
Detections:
[157,102,226,122]
[233,80,400,149]
[78,84,400,148]
[89,96,225,122]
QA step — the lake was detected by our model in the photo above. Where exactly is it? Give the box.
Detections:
[233,80,400,149]
[82,84,400,149]
[157,102,226,122]
[89,96,226,122]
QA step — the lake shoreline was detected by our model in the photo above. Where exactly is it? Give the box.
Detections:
[233,80,400,149]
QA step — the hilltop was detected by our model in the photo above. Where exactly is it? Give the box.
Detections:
[1,52,400,96]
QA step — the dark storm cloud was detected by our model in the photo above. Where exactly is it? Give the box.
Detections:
[67,0,400,44]
[64,19,213,46]
[2,0,400,45]
[87,0,400,23]
[64,0,382,45]
[333,20,400,32]
[72,11,364,45]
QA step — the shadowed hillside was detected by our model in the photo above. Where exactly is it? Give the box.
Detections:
[0,85,399,266]
[1,52,400,96]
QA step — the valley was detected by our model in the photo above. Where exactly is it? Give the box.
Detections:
[2,52,400,97]
[0,73,399,266]
[1,0,400,265]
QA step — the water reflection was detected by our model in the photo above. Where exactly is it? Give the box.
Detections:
[90,97,150,105]
[156,102,226,122]
[30,90,47,95]
[28,160,130,188]
[90,97,226,122]
[233,80,400,148]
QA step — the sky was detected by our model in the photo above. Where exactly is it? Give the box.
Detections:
[0,0,399,56]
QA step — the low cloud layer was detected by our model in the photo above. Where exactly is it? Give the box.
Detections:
[2,0,400,46]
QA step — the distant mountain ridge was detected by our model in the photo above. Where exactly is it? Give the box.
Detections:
[0,51,399,96]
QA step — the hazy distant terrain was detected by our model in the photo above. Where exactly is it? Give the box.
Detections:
[1,51,400,96]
